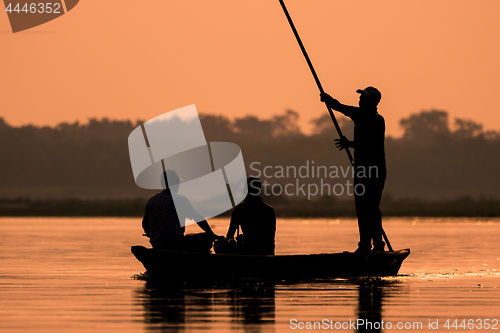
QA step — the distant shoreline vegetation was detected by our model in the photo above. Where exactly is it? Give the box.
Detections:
[0,109,499,205]
[0,197,499,218]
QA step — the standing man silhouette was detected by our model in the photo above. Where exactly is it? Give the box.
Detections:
[320,87,387,253]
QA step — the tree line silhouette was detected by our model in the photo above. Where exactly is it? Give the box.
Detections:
[0,110,499,216]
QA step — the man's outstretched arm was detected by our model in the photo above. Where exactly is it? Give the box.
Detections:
[320,92,358,118]
[182,196,223,239]
[226,210,241,240]
[197,220,217,237]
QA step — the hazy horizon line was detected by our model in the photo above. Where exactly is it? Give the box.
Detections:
[1,108,499,138]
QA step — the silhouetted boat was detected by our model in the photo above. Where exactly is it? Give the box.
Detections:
[131,245,410,280]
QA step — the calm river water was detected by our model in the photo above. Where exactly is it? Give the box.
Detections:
[1,217,499,332]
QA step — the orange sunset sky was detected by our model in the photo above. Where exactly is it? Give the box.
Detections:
[1,0,500,136]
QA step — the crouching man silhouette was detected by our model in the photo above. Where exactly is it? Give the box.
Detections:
[142,169,223,252]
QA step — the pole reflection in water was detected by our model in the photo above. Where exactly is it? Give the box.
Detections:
[355,279,405,333]
[135,279,275,332]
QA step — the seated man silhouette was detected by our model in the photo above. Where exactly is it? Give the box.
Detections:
[142,169,222,252]
[320,87,387,253]
[226,177,276,255]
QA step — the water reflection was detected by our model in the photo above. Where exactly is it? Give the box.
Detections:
[356,280,384,333]
[135,280,275,332]
[226,282,276,330]
[134,277,406,332]
[278,278,406,332]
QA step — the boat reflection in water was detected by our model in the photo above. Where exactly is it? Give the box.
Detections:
[134,278,406,332]
[134,279,275,332]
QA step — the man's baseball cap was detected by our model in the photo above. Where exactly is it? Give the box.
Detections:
[356,86,382,102]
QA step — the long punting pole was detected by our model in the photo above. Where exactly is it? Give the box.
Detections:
[278,0,393,252]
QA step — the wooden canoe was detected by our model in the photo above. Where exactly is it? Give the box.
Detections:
[131,245,410,280]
